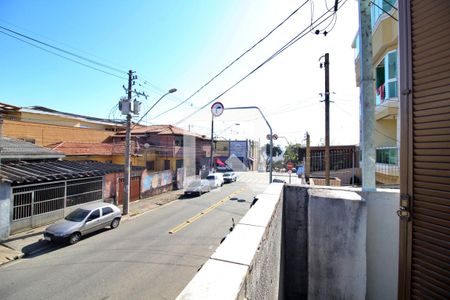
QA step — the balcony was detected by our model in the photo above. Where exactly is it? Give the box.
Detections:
[177,183,399,299]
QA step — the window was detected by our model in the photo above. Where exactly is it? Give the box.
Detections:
[102,207,113,216]
[385,50,398,99]
[375,50,398,105]
[371,0,397,29]
[176,159,183,169]
[174,136,183,147]
[146,160,155,171]
[376,147,398,165]
[87,209,100,221]
[164,160,170,170]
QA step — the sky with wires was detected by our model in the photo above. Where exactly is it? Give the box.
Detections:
[0,0,360,146]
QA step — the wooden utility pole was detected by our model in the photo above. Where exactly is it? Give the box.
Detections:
[123,70,133,215]
[305,132,311,182]
[324,53,331,186]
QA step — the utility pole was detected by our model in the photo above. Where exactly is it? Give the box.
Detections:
[210,115,215,172]
[123,70,134,215]
[322,53,331,186]
[358,0,376,191]
[305,132,311,182]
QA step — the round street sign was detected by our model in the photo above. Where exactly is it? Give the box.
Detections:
[287,161,294,170]
[211,102,224,117]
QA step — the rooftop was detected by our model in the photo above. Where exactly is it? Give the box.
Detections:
[46,141,134,156]
[115,124,207,139]
[0,160,144,185]
[0,137,65,160]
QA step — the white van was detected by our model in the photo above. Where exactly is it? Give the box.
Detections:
[206,173,224,188]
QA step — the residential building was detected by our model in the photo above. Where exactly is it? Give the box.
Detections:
[0,102,124,146]
[113,125,211,174]
[214,139,260,171]
[352,0,400,184]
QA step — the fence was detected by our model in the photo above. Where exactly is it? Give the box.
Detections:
[308,147,399,187]
[11,177,103,233]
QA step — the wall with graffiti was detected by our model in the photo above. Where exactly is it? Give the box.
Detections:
[141,169,174,197]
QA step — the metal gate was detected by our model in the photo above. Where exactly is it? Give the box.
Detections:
[11,177,103,233]
[117,176,141,205]
[398,1,450,298]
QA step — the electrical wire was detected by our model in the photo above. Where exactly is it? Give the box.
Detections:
[0,29,127,80]
[0,24,127,75]
[172,0,348,126]
[149,0,311,121]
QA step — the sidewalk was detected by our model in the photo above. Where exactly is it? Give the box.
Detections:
[0,189,183,267]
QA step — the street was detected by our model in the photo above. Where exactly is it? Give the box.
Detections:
[0,172,271,300]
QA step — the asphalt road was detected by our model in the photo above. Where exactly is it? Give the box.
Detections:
[0,172,270,300]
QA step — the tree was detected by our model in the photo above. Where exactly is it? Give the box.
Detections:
[263,143,282,171]
[283,143,303,165]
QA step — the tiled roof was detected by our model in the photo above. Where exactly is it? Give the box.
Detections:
[1,137,65,160]
[0,160,144,185]
[115,125,207,139]
[46,141,135,156]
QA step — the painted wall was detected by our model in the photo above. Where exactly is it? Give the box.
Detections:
[141,169,173,197]
[375,119,397,147]
[3,119,112,146]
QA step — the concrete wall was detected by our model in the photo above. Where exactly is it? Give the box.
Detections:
[0,183,11,239]
[176,183,284,300]
[358,189,399,300]
[308,188,367,299]
[283,185,308,299]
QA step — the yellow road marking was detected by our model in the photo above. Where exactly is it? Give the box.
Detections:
[168,187,246,234]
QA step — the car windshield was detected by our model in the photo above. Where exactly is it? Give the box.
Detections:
[223,174,230,177]
[188,181,201,187]
[206,175,215,180]
[65,208,90,222]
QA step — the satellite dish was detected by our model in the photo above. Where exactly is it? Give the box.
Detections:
[144,143,150,149]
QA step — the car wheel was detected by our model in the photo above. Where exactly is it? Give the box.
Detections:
[68,232,81,245]
[111,218,120,229]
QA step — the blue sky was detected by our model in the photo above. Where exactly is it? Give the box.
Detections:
[0,0,360,146]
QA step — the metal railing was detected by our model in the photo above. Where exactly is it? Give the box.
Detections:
[12,177,103,221]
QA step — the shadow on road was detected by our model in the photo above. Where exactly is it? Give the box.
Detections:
[22,228,112,259]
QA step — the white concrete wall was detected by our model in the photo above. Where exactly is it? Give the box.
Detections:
[176,183,284,300]
[358,189,399,300]
[308,188,367,299]
[0,183,11,239]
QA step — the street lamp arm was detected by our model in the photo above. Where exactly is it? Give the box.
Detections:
[132,89,177,129]
[225,106,273,183]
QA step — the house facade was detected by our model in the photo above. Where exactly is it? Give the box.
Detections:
[113,125,211,174]
[0,103,124,146]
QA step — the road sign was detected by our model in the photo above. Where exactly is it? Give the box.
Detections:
[273,134,278,140]
[211,102,224,117]
[288,169,292,174]
[287,161,294,170]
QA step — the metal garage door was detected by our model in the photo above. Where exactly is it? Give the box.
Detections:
[398,0,450,298]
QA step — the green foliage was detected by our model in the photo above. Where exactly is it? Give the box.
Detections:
[283,143,303,164]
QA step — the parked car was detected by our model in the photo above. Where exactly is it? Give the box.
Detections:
[184,179,211,196]
[206,173,224,187]
[216,166,233,173]
[223,172,237,183]
[44,202,122,245]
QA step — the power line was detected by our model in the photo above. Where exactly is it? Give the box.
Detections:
[173,0,348,126]
[0,29,128,80]
[0,24,128,75]
[150,0,311,121]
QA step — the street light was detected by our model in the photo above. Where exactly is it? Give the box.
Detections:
[123,88,177,215]
[132,88,177,129]
[225,106,274,184]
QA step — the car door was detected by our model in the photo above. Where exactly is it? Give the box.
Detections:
[101,206,115,227]
[82,209,101,234]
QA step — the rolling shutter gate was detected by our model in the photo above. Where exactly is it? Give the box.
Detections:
[409,0,450,298]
